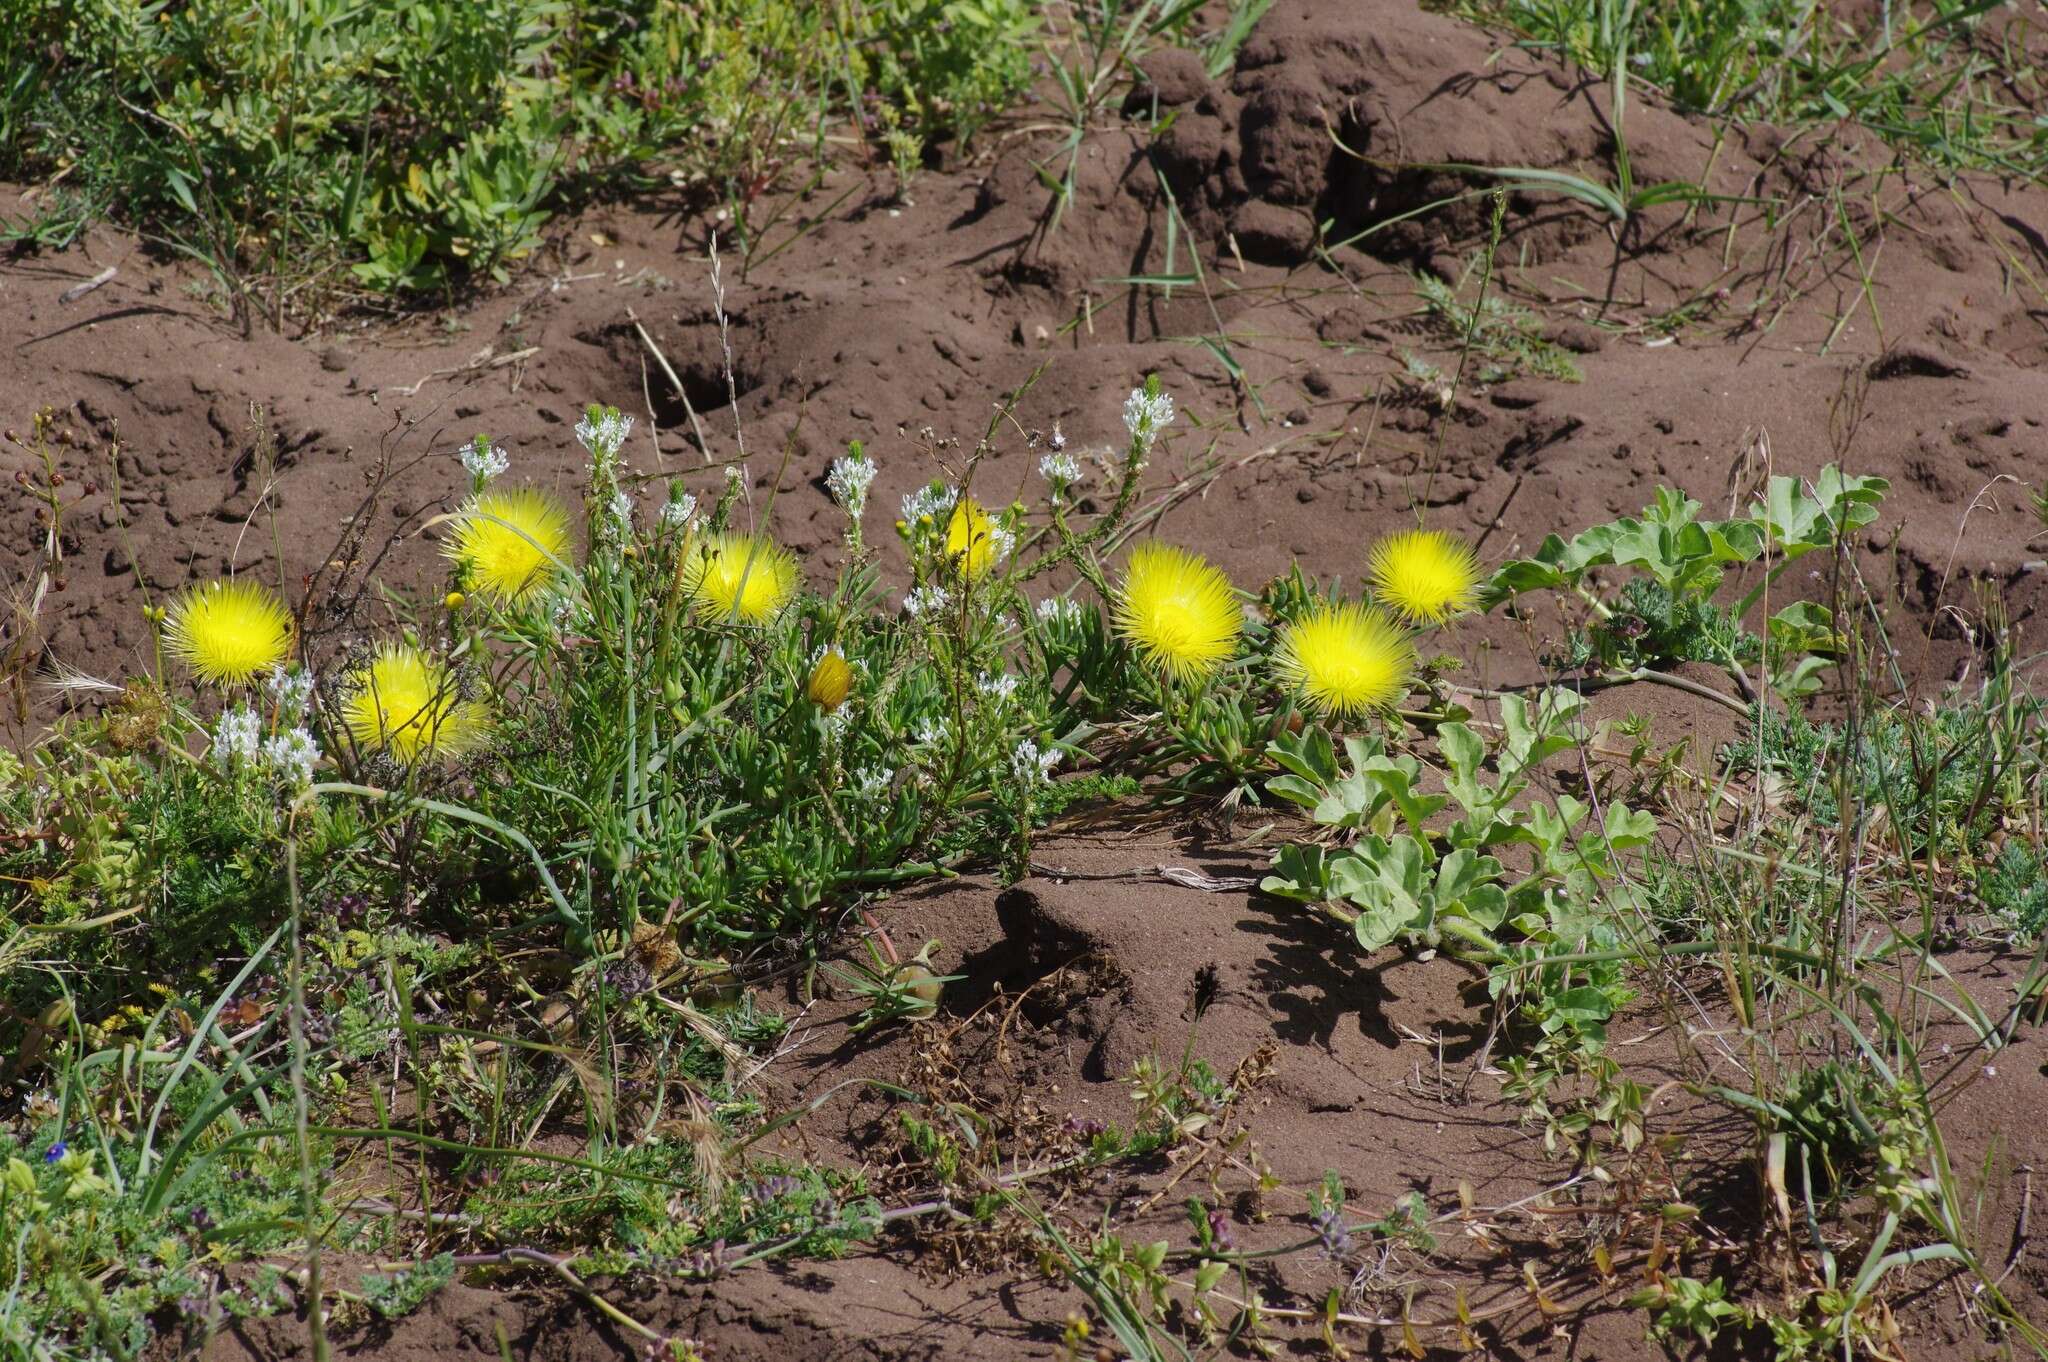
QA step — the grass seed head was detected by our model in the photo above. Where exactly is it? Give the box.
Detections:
[162,579,294,685]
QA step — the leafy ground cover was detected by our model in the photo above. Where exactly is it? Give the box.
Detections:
[0,0,1047,316]
[6,1,2048,1360]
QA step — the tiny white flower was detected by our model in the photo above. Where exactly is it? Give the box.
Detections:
[822,707,854,740]
[574,409,634,461]
[903,585,951,618]
[459,437,510,483]
[900,483,957,525]
[987,525,1015,568]
[604,490,634,540]
[1038,451,1082,488]
[263,727,320,787]
[1036,596,1080,624]
[826,451,877,520]
[1047,424,1067,452]
[724,463,748,490]
[977,672,1020,702]
[265,665,315,719]
[914,717,949,747]
[853,765,894,798]
[1122,386,1175,449]
[660,492,698,528]
[213,706,262,767]
[1010,738,1061,783]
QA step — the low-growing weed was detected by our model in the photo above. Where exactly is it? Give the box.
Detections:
[1489,467,1889,700]
[0,0,1039,313]
[1438,0,2048,181]
[1412,264,1585,384]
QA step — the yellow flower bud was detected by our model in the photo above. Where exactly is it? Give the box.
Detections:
[806,648,852,711]
[444,591,466,610]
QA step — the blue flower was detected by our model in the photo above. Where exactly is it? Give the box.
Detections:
[43,1140,66,1163]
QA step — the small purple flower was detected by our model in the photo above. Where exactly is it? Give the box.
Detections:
[1311,1206,1352,1261]
[749,1175,801,1204]
[44,1140,66,1163]
[690,1239,735,1280]
[1206,1208,1236,1252]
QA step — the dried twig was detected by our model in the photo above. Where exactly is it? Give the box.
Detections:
[58,267,117,304]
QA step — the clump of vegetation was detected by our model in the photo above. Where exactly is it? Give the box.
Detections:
[1434,0,2048,180]
[2,377,2042,1358]
[1489,469,1888,701]
[1413,264,1584,384]
[0,0,1037,307]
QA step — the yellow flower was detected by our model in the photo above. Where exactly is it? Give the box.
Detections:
[1366,529,1481,625]
[340,643,489,763]
[682,533,799,624]
[444,487,572,604]
[944,497,1007,581]
[162,579,293,685]
[1274,603,1416,717]
[807,647,852,711]
[1112,543,1241,684]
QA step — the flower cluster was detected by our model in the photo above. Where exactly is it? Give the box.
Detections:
[603,490,634,542]
[213,706,262,765]
[1122,385,1175,451]
[459,434,510,485]
[660,491,699,529]
[901,483,957,526]
[826,448,877,521]
[266,664,315,716]
[574,407,635,463]
[1009,738,1060,784]
[263,727,321,786]
[1038,450,1082,491]
[902,585,950,618]
[212,702,320,786]
[1109,525,1483,718]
